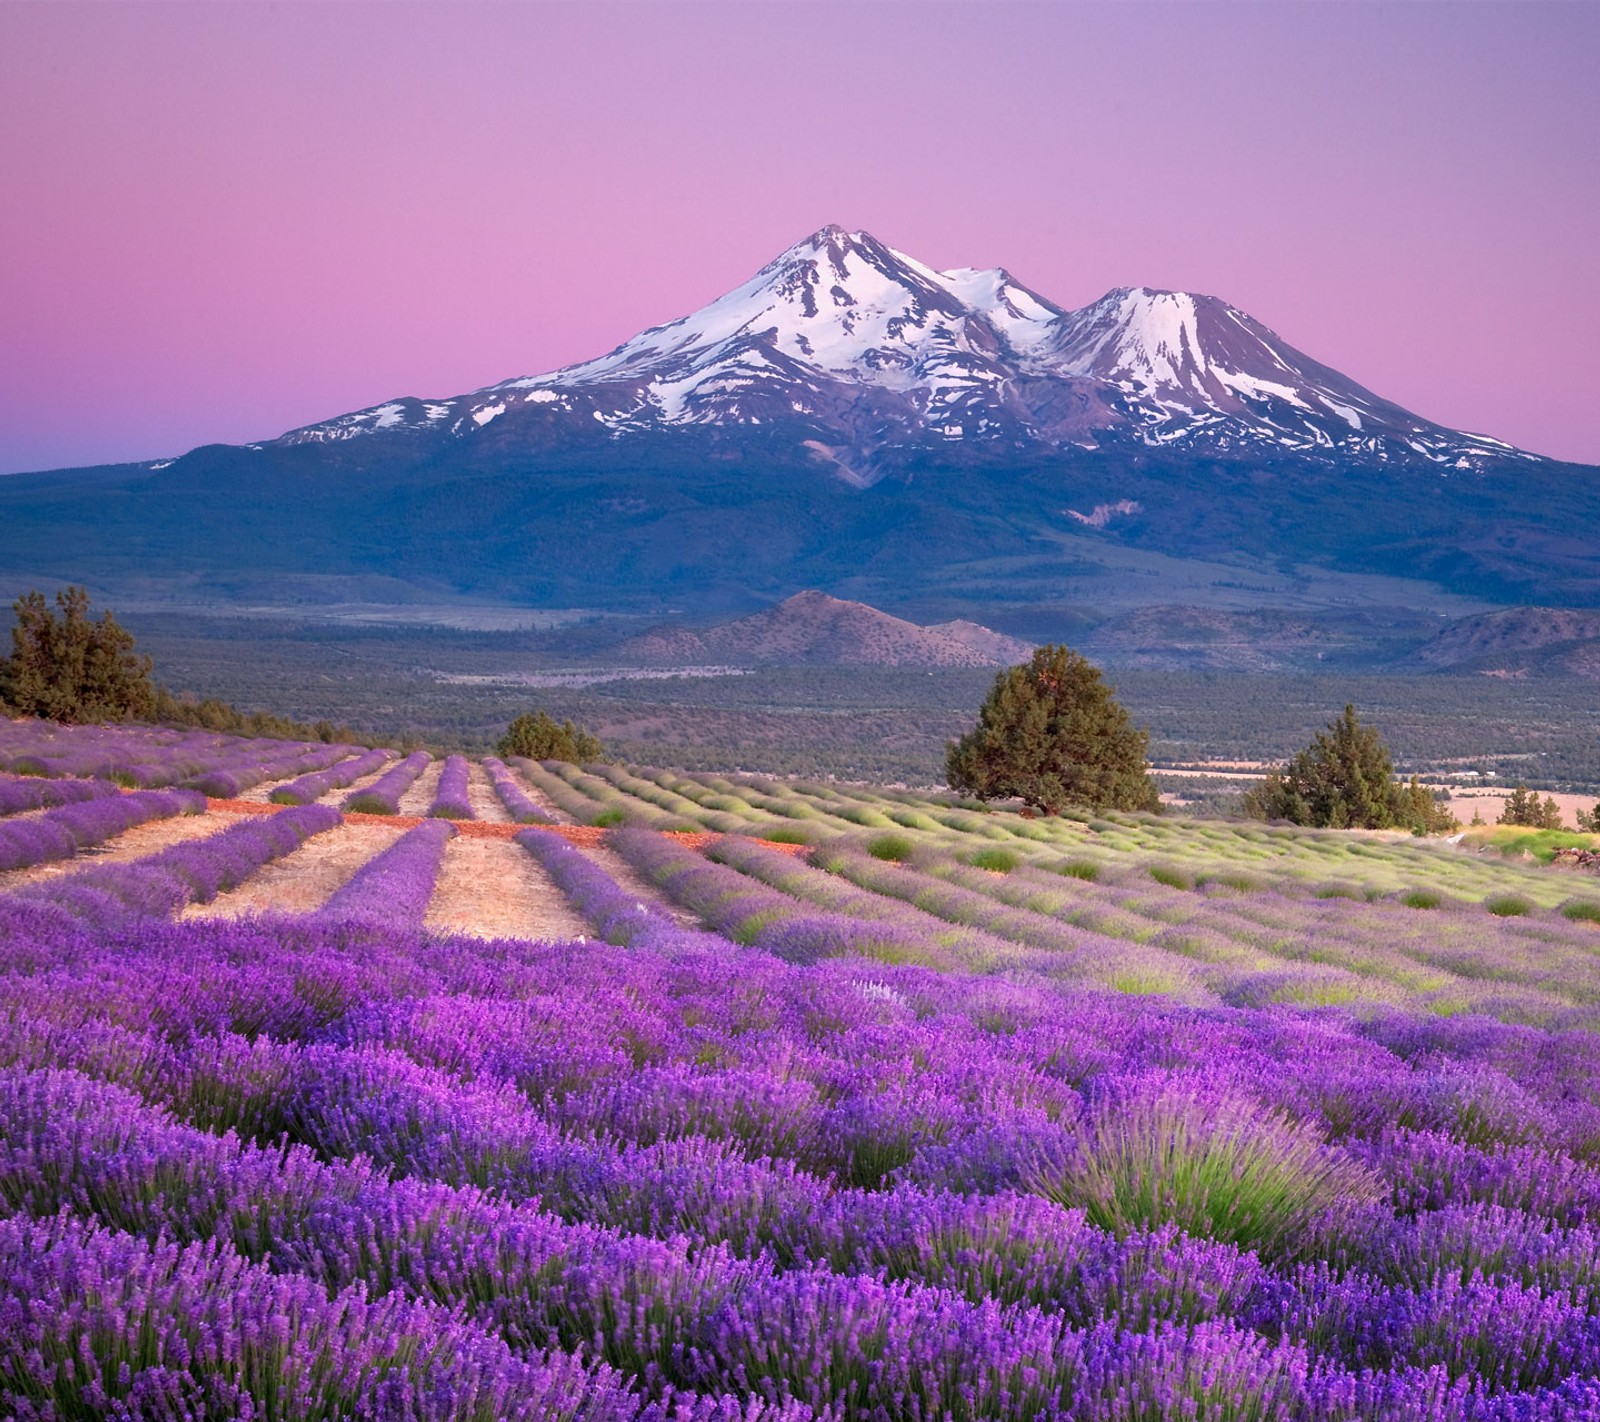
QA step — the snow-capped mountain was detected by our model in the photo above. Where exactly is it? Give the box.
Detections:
[275,224,1533,477]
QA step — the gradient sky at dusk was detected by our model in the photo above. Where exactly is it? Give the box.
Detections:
[2,0,1596,475]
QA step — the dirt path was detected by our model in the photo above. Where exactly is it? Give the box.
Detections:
[466,761,510,823]
[0,811,243,894]
[397,760,445,816]
[182,820,406,919]
[424,834,592,940]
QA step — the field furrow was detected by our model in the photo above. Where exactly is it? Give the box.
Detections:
[424,833,592,939]
[181,818,407,918]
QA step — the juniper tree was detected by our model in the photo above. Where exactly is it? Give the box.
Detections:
[1243,704,1455,832]
[0,587,154,724]
[497,711,604,764]
[945,644,1159,815]
[1498,784,1565,830]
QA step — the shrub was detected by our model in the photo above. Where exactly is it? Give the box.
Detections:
[1242,705,1454,833]
[1401,888,1444,909]
[0,586,154,724]
[1561,899,1600,923]
[1485,893,1535,918]
[1499,784,1564,830]
[867,833,916,862]
[495,711,603,764]
[758,825,814,846]
[966,847,1021,874]
[1147,863,1192,891]
[1057,858,1101,882]
[1024,1080,1380,1262]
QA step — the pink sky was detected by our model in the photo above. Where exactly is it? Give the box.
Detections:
[2,1,1596,474]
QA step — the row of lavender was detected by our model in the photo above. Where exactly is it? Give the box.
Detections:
[14,731,1600,1408]
[8,853,1600,1416]
[0,716,359,796]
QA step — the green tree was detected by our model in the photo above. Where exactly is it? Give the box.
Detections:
[945,645,1159,815]
[1498,784,1564,830]
[1243,704,1455,832]
[497,711,604,764]
[1576,802,1600,834]
[0,587,154,724]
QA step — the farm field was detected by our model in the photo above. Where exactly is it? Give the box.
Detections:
[7,719,1600,1416]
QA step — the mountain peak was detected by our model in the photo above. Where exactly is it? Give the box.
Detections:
[275,225,1539,471]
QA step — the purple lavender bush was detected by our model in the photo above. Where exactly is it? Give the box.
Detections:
[344,750,432,815]
[5,802,338,925]
[268,746,394,804]
[10,779,1600,1413]
[428,754,474,819]
[0,786,204,872]
[516,827,678,945]
[319,818,454,926]
[0,773,122,817]
[483,756,556,823]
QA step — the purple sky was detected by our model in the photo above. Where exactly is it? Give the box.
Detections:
[2,1,1596,474]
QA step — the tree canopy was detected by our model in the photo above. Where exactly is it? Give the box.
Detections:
[945,644,1159,815]
[1242,704,1456,833]
[497,711,604,764]
[1499,784,1565,830]
[0,587,155,724]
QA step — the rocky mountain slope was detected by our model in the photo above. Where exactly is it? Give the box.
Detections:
[276,225,1534,480]
[1416,607,1600,678]
[616,590,1034,667]
[3,225,1594,622]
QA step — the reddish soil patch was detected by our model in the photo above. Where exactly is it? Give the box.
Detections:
[208,798,282,816]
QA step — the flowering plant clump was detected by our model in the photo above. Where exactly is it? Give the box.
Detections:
[482,757,556,824]
[344,751,432,815]
[6,753,1600,1414]
[428,755,474,820]
[319,818,455,927]
[0,787,205,873]
[0,773,122,816]
[269,747,395,805]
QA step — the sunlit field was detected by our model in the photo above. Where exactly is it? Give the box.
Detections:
[6,718,1600,1418]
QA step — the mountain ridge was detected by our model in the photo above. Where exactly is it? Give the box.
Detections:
[615,590,1035,668]
[267,225,1537,478]
[2,225,1596,622]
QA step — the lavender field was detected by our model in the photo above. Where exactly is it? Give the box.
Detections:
[5,719,1600,1418]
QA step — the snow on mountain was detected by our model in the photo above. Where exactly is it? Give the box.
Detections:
[275,225,1537,473]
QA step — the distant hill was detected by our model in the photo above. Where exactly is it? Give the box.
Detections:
[1416,607,1600,678]
[1075,604,1438,672]
[616,591,1033,667]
